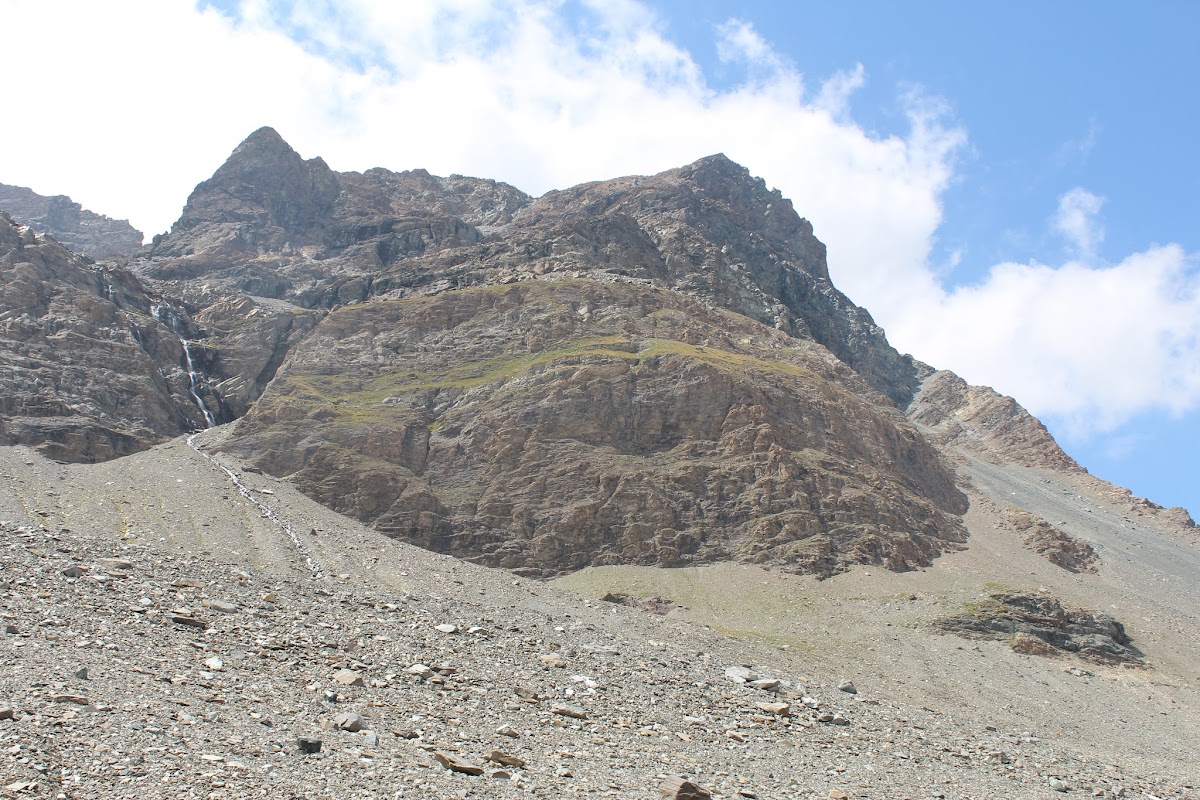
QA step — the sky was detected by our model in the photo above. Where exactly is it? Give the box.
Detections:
[0,0,1197,515]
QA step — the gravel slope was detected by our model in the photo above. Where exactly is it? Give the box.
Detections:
[0,434,1196,798]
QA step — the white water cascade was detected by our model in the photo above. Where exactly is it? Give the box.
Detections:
[187,433,325,580]
[151,303,218,429]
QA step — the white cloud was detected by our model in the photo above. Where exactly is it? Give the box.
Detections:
[1054,187,1105,259]
[891,243,1200,435]
[1,0,1197,439]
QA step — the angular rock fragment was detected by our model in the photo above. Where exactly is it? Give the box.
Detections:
[485,749,526,768]
[660,777,713,800]
[333,668,364,686]
[550,703,588,719]
[333,712,367,731]
[756,701,790,716]
[434,751,484,775]
[296,736,322,754]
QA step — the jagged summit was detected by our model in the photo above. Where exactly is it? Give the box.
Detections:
[160,126,339,247]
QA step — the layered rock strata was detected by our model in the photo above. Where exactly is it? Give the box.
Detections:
[0,182,142,259]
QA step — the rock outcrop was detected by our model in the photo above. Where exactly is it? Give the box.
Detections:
[906,367,1080,472]
[0,182,143,259]
[935,591,1142,665]
[1008,510,1099,573]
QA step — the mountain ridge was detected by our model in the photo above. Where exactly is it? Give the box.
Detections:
[0,128,1191,581]
[0,181,143,259]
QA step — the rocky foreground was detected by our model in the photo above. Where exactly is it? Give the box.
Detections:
[0,436,1194,800]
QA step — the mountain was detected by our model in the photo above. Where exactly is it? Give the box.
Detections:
[1,128,1198,797]
[131,128,972,577]
[0,182,143,259]
[2,128,1192,577]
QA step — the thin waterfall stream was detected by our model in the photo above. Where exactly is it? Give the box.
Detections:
[151,302,218,428]
[187,432,325,580]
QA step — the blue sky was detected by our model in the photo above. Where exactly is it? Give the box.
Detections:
[0,0,1196,515]
[646,0,1200,512]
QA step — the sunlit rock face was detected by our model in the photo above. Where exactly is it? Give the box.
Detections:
[3,128,987,575]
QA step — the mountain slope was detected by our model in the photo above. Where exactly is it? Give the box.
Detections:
[0,182,142,259]
[0,436,1194,797]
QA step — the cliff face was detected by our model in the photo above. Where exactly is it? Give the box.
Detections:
[0,183,143,259]
[5,127,1114,575]
[0,213,196,460]
[229,279,966,577]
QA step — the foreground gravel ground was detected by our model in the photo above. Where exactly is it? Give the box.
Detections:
[0,436,1195,799]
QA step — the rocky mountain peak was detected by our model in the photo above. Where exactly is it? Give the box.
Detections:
[154,127,340,254]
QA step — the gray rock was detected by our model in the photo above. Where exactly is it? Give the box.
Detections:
[333,712,367,731]
[837,679,857,694]
[724,666,754,683]
[296,736,322,754]
[203,599,238,614]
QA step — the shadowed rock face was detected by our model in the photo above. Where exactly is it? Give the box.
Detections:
[0,183,143,259]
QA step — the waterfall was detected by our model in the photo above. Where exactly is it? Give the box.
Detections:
[151,302,219,429]
[187,433,325,580]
